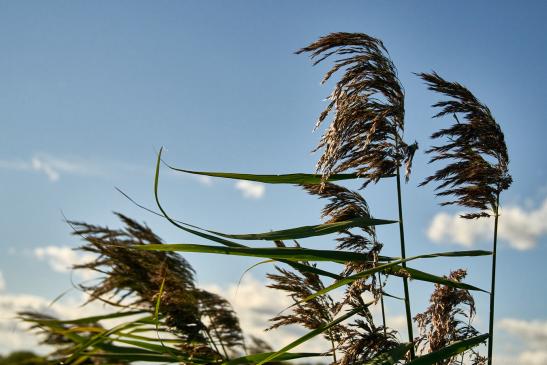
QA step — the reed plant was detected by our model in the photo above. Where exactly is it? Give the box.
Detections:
[418,72,512,364]
[21,32,511,365]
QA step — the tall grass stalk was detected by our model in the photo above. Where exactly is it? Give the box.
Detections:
[487,193,500,364]
[418,71,512,364]
[396,164,415,359]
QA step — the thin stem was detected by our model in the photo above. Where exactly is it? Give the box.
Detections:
[377,272,387,337]
[208,313,230,360]
[487,193,500,365]
[329,335,338,363]
[396,166,415,359]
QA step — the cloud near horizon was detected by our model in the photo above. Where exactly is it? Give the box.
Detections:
[496,318,547,365]
[427,197,547,250]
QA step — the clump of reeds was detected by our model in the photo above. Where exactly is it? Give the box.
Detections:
[268,183,397,364]
[296,32,416,185]
[419,71,512,364]
[22,213,247,362]
[298,32,418,358]
[414,269,486,365]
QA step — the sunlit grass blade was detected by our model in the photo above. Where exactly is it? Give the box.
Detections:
[222,351,323,365]
[207,217,396,241]
[255,304,370,365]
[121,181,341,280]
[155,149,395,242]
[386,265,487,292]
[21,310,146,326]
[131,243,374,262]
[300,250,490,304]
[406,334,488,365]
[81,352,179,363]
[363,343,412,364]
[164,165,361,184]
[65,315,156,363]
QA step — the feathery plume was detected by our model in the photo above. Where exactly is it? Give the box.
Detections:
[414,269,485,364]
[297,32,417,185]
[69,214,243,355]
[418,72,512,218]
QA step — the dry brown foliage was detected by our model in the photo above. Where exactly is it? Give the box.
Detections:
[418,72,512,219]
[297,32,417,186]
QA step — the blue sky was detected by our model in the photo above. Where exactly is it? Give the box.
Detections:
[1,1,546,363]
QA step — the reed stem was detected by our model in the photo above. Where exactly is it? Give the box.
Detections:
[487,193,500,364]
[377,272,387,337]
[396,166,415,359]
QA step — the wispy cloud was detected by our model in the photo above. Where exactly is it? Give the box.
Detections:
[0,289,111,354]
[427,197,547,250]
[0,153,105,182]
[235,180,265,199]
[204,275,326,352]
[34,246,97,280]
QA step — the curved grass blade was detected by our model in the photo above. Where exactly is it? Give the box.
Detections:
[81,352,179,363]
[22,310,146,326]
[155,149,395,242]
[300,250,490,304]
[164,164,361,184]
[66,315,156,363]
[222,351,323,365]
[256,304,370,365]
[131,243,375,263]
[363,343,412,365]
[386,265,487,292]
[120,182,341,282]
[208,217,396,241]
[406,334,488,365]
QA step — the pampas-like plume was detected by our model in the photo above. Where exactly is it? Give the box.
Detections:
[414,269,486,365]
[419,71,512,364]
[70,213,244,355]
[418,72,512,219]
[302,183,383,298]
[267,240,344,340]
[297,32,416,185]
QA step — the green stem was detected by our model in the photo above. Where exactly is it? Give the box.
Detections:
[377,272,387,337]
[487,194,500,365]
[396,167,415,359]
[208,313,230,360]
[329,335,337,363]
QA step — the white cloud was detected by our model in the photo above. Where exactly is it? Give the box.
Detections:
[235,180,265,199]
[0,271,5,291]
[34,246,97,280]
[499,318,547,348]
[196,175,213,186]
[427,197,547,250]
[0,153,104,182]
[0,289,113,355]
[496,318,547,365]
[204,275,327,352]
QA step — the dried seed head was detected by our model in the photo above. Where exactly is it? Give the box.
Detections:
[68,213,244,351]
[414,269,484,364]
[419,72,512,218]
[297,32,416,186]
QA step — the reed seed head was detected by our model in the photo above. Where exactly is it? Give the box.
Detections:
[297,32,417,186]
[418,72,512,218]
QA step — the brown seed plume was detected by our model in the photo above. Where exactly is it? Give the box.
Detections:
[302,183,383,296]
[414,269,485,364]
[418,72,512,218]
[297,32,417,185]
[69,213,244,352]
